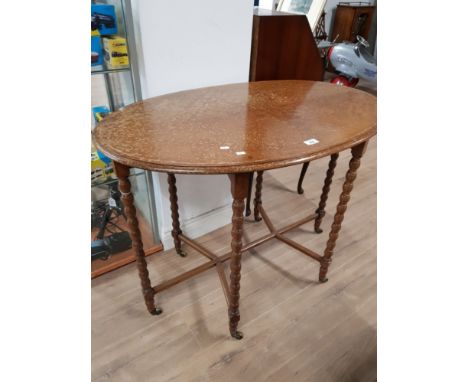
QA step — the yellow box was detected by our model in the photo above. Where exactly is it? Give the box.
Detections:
[91,150,114,183]
[103,37,129,69]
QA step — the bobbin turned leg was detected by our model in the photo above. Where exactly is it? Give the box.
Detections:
[253,171,264,222]
[113,162,161,315]
[167,173,186,257]
[227,173,250,339]
[297,162,310,194]
[245,172,254,216]
[314,153,339,233]
[319,143,367,283]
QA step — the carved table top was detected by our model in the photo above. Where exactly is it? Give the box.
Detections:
[93,80,376,174]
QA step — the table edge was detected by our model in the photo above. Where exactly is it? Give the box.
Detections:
[93,127,376,174]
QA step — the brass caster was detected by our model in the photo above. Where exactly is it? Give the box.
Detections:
[177,250,187,257]
[315,228,323,234]
[150,307,163,315]
[231,331,243,340]
[319,278,328,283]
[254,216,262,222]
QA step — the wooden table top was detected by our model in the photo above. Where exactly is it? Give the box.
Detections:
[93,80,376,174]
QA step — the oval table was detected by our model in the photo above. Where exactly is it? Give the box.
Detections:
[93,80,377,340]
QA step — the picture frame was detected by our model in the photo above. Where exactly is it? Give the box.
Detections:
[257,0,276,9]
[277,0,327,31]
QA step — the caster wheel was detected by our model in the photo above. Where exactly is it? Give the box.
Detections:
[177,250,187,257]
[231,331,243,340]
[331,75,352,87]
[315,228,323,234]
[150,307,163,315]
[254,216,262,222]
[319,278,329,284]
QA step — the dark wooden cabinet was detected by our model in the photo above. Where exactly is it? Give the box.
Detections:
[249,8,324,82]
[247,8,324,214]
[331,2,375,43]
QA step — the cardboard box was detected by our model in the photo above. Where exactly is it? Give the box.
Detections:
[91,150,113,183]
[92,106,110,123]
[91,36,103,66]
[103,37,129,69]
[91,4,117,36]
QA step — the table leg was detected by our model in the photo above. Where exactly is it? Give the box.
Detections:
[297,161,310,194]
[245,172,254,216]
[227,173,250,339]
[253,170,264,222]
[319,142,367,283]
[167,173,186,257]
[314,153,339,233]
[113,162,161,315]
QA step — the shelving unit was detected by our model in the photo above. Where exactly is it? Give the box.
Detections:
[91,0,162,278]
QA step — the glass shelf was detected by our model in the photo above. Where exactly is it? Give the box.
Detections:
[91,0,161,278]
[91,66,130,76]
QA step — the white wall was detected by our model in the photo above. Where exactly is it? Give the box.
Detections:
[132,0,253,248]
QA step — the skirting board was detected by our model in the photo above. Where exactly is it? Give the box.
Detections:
[159,203,232,250]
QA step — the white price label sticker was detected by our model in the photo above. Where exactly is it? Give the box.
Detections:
[236,151,246,156]
[220,146,230,150]
[304,138,319,145]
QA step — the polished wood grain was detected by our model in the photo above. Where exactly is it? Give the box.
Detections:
[95,80,376,341]
[319,142,367,282]
[245,172,254,216]
[250,8,324,82]
[113,162,160,315]
[249,9,325,200]
[227,173,251,339]
[91,244,162,279]
[253,171,264,222]
[167,174,186,257]
[92,138,376,381]
[314,153,339,233]
[297,161,310,194]
[93,81,376,174]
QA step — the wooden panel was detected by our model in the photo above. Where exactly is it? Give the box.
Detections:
[331,4,376,43]
[351,6,375,41]
[91,244,162,279]
[331,6,356,42]
[250,9,324,82]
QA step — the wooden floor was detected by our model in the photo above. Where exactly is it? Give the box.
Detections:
[92,138,376,382]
